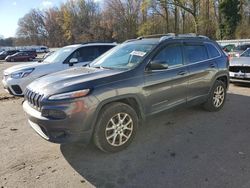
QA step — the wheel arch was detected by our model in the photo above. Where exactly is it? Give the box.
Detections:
[95,95,145,122]
[215,74,229,89]
[90,94,145,136]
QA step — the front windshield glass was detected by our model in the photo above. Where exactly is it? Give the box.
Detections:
[240,48,250,57]
[43,46,76,63]
[90,42,155,69]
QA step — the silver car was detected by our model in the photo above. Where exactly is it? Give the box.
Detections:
[229,48,250,83]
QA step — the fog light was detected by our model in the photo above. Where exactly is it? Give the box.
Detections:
[42,109,66,119]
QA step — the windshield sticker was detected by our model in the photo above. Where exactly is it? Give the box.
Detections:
[130,51,146,57]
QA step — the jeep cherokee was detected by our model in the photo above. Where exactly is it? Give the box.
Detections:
[23,34,229,152]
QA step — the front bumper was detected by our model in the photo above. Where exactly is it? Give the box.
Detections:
[229,71,250,83]
[2,76,33,96]
[23,99,97,144]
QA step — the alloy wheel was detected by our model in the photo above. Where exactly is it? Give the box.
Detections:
[213,85,225,108]
[105,113,133,147]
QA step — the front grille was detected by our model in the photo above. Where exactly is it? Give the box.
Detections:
[229,66,250,73]
[24,89,44,110]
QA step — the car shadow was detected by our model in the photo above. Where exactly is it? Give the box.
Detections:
[60,93,250,188]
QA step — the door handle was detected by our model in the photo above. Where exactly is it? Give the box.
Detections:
[210,63,216,68]
[178,71,187,75]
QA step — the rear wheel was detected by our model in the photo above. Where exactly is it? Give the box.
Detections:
[203,80,226,111]
[10,58,14,62]
[93,102,138,152]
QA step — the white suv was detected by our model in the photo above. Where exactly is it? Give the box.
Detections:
[2,43,116,96]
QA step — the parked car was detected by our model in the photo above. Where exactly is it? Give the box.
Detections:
[230,44,250,57]
[5,52,35,62]
[36,46,49,53]
[229,48,250,83]
[20,50,37,58]
[22,34,229,152]
[0,50,19,60]
[2,43,116,96]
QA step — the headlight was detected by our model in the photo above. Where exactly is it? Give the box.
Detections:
[11,68,34,79]
[48,89,90,100]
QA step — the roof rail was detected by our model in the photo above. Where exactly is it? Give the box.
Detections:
[137,33,176,40]
[177,33,209,39]
[81,41,117,45]
[124,39,140,43]
[125,33,210,43]
[159,33,177,42]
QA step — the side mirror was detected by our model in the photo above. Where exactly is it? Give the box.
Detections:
[69,58,78,66]
[147,60,168,71]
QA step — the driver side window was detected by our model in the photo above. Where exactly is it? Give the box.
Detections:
[153,44,183,68]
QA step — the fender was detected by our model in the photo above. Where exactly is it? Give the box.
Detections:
[210,70,229,92]
[89,93,146,132]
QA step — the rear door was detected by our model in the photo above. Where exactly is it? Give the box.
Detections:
[183,42,218,101]
[16,53,24,61]
[143,42,188,114]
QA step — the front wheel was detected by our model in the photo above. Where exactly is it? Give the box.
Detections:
[203,80,226,111]
[93,102,138,152]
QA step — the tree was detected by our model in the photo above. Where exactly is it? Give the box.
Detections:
[219,0,241,39]
[17,9,47,45]
[169,0,201,34]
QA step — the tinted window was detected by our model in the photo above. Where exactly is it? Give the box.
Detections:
[98,45,115,55]
[79,46,99,62]
[153,44,183,67]
[206,43,220,58]
[184,45,208,63]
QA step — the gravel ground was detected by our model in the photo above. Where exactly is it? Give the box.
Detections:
[0,61,250,188]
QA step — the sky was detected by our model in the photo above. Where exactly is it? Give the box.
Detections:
[0,0,69,38]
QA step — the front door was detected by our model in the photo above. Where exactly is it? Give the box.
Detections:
[143,43,188,114]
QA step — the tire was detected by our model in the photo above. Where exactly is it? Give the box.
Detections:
[10,58,14,62]
[93,102,138,152]
[203,80,226,112]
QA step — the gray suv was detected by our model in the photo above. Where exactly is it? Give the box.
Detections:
[23,34,229,152]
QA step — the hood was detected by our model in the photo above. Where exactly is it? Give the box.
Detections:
[27,67,123,95]
[4,62,46,74]
[230,57,250,66]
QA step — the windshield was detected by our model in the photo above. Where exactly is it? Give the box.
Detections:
[90,42,155,69]
[43,46,76,63]
[240,48,250,57]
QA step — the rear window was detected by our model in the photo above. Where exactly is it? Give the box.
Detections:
[206,43,220,58]
[184,45,208,64]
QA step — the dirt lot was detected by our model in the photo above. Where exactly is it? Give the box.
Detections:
[1,61,250,188]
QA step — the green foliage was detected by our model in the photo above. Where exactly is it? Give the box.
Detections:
[14,0,250,47]
[219,0,241,39]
